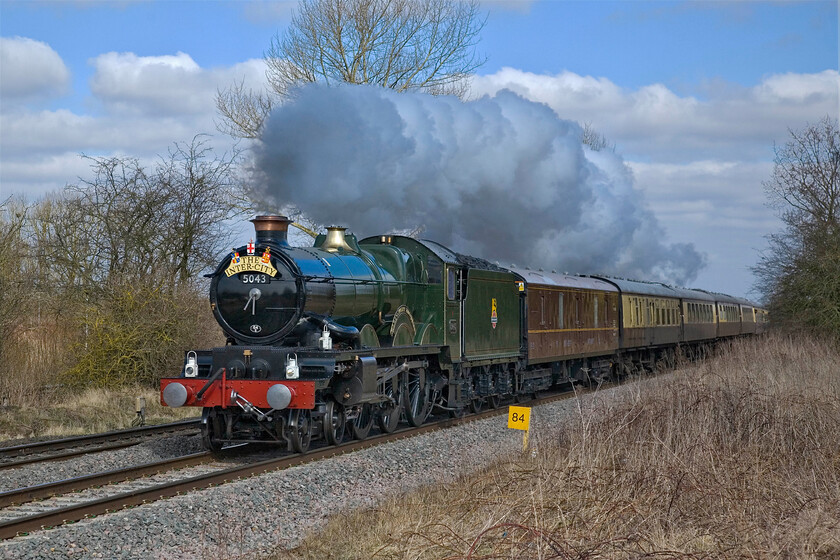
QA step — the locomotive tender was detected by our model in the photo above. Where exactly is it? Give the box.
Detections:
[160,215,767,452]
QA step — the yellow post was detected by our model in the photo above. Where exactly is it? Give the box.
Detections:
[508,406,531,451]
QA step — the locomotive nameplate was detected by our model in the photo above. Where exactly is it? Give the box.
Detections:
[225,256,278,278]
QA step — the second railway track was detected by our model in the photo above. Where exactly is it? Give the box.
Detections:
[0,420,201,470]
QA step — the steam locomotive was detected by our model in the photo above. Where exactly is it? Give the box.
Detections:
[160,215,767,452]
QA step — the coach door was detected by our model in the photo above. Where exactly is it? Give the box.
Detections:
[444,266,463,361]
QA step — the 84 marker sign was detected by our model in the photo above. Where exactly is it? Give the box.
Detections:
[507,406,531,430]
[508,406,532,451]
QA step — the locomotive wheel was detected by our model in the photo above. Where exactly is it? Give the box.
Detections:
[201,416,223,454]
[349,403,374,440]
[376,378,402,433]
[469,397,484,414]
[403,368,430,427]
[289,409,312,453]
[487,394,501,409]
[324,400,346,446]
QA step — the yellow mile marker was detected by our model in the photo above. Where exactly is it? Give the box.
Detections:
[508,405,531,451]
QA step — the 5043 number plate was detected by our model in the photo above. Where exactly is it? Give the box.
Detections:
[240,273,269,284]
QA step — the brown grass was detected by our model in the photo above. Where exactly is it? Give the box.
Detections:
[270,334,840,559]
[0,385,199,442]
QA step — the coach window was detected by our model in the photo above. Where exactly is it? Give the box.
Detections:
[558,293,564,329]
[540,295,546,326]
[594,296,599,327]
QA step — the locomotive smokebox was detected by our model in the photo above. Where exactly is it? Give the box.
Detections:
[251,215,291,247]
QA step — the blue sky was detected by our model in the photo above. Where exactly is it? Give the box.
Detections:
[1,0,838,297]
[4,1,835,103]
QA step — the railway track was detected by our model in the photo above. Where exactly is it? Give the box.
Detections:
[0,385,594,540]
[0,419,201,471]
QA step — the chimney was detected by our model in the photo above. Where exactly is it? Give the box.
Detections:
[321,226,354,253]
[251,215,291,247]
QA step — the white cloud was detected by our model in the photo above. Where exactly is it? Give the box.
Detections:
[754,70,840,104]
[0,109,214,158]
[625,160,780,297]
[0,152,93,199]
[0,51,270,199]
[470,68,839,162]
[89,52,266,116]
[0,37,71,101]
[630,160,778,232]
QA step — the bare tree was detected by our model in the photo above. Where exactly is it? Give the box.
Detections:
[153,137,253,284]
[753,116,840,339]
[217,0,486,138]
[32,137,250,297]
[580,122,615,152]
[0,197,29,362]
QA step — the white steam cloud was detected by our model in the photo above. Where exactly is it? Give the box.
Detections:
[254,84,705,285]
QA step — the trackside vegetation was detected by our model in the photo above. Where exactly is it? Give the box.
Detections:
[0,138,240,437]
[753,116,840,343]
[267,335,840,559]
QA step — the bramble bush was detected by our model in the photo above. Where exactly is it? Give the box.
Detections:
[61,281,220,388]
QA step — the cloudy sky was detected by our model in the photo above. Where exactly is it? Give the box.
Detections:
[1,0,837,299]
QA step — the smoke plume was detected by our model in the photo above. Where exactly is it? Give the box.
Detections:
[253,84,705,285]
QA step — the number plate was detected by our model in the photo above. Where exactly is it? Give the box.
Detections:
[240,273,269,284]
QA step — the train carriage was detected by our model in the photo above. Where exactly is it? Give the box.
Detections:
[671,288,717,343]
[736,298,757,335]
[594,278,682,350]
[516,270,619,364]
[713,293,743,338]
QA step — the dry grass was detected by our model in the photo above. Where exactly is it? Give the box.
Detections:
[0,385,199,442]
[270,334,840,559]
